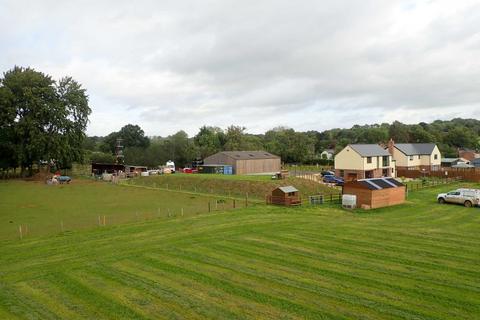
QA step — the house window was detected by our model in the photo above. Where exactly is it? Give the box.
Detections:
[391,168,394,173]
[382,156,389,167]
[367,157,372,164]
[409,155,413,161]
[339,170,344,178]
[434,154,438,160]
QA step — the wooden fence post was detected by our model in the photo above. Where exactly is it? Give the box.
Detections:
[233,199,236,209]
[18,225,22,240]
[245,193,249,207]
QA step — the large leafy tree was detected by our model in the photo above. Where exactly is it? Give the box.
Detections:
[193,126,224,158]
[101,124,150,154]
[0,66,90,175]
[223,125,245,151]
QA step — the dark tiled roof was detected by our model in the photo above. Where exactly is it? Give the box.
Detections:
[349,144,391,157]
[394,143,436,155]
[220,151,280,160]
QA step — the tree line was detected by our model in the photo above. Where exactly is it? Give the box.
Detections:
[2,66,479,174]
[85,119,480,168]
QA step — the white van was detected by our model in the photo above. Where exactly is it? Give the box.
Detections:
[166,160,175,173]
[437,189,480,207]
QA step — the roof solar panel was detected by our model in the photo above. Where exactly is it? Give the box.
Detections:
[370,179,392,189]
[364,180,382,190]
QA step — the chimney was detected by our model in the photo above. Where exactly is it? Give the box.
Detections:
[387,138,395,155]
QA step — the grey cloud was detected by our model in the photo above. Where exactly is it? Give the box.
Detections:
[1,0,479,136]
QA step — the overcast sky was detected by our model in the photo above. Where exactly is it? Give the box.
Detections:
[1,0,480,137]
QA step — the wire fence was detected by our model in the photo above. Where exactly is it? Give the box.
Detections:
[6,196,251,241]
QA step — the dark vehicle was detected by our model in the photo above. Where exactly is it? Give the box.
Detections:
[57,176,72,184]
[323,175,344,186]
[321,170,335,176]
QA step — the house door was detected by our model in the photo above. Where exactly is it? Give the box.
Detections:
[365,170,374,179]
[382,169,389,177]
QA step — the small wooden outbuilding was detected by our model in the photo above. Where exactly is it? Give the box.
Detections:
[342,178,405,209]
[267,186,301,206]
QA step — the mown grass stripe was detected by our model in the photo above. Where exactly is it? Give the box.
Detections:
[230,236,480,302]
[237,234,480,293]
[154,248,453,320]
[86,262,247,320]
[156,249,430,320]
[46,272,149,319]
[253,232,480,282]
[134,255,344,320]
[205,241,480,317]
[0,282,61,319]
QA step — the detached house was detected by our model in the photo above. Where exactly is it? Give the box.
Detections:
[387,139,441,171]
[335,144,395,181]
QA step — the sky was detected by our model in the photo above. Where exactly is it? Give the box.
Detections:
[1,0,480,137]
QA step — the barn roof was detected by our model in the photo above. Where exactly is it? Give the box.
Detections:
[349,144,391,157]
[356,178,404,190]
[219,151,280,160]
[277,186,298,193]
[394,143,436,155]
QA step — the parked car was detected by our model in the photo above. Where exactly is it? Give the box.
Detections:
[323,175,344,186]
[437,189,480,207]
[148,169,160,175]
[321,170,335,177]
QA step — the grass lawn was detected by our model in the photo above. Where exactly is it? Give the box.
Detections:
[172,173,275,181]
[131,173,340,200]
[0,179,234,240]
[0,181,479,319]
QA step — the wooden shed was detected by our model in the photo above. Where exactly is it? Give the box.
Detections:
[342,178,405,209]
[203,151,281,175]
[267,186,301,206]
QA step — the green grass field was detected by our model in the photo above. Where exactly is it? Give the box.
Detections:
[130,173,340,200]
[0,179,235,240]
[0,180,479,319]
